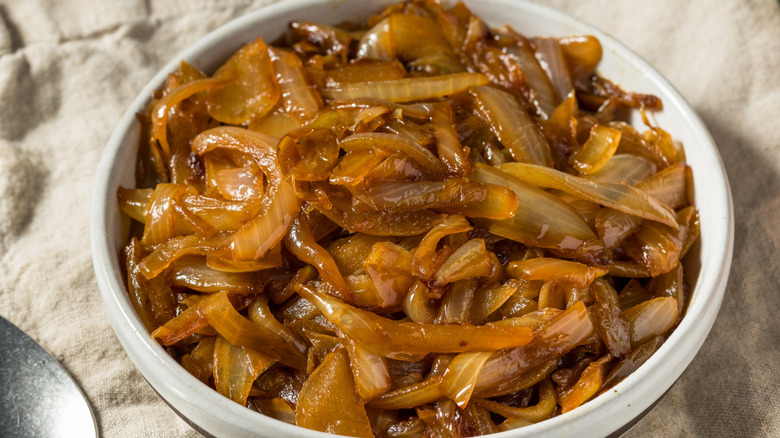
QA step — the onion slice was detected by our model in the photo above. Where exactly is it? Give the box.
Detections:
[297,285,533,360]
[321,73,489,102]
[471,86,553,167]
[499,162,678,228]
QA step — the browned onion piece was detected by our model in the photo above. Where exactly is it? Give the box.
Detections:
[298,285,533,360]
[283,214,352,302]
[412,214,473,282]
[325,61,406,86]
[169,256,261,294]
[315,194,439,237]
[268,47,321,123]
[558,354,612,413]
[474,302,592,397]
[205,37,279,125]
[278,127,340,182]
[471,85,553,167]
[432,104,472,175]
[388,13,465,74]
[192,126,301,260]
[214,335,275,405]
[436,278,478,324]
[591,278,631,357]
[340,132,447,175]
[623,207,696,276]
[474,377,557,423]
[151,75,233,160]
[559,35,603,86]
[363,241,416,308]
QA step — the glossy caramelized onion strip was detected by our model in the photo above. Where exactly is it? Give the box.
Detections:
[118,0,699,435]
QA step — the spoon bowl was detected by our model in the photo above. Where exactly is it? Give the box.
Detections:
[0,316,97,438]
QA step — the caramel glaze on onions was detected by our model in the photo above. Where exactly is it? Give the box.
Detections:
[118,1,699,436]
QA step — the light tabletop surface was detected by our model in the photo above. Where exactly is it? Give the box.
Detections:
[0,0,778,436]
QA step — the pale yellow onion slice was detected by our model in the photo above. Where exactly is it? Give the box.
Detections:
[342,336,392,402]
[570,125,622,175]
[356,16,395,61]
[432,238,495,287]
[470,163,605,261]
[624,296,678,348]
[320,73,489,102]
[499,162,678,228]
[533,37,574,102]
[470,85,553,167]
[588,153,656,185]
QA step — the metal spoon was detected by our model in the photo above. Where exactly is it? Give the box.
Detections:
[0,316,97,437]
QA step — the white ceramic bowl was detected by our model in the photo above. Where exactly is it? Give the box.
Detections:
[91,0,734,436]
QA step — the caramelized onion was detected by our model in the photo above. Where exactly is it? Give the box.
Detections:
[320,73,489,102]
[120,2,699,432]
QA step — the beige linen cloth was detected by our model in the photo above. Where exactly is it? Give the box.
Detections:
[0,0,778,436]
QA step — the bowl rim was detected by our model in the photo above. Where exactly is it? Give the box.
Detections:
[91,0,734,436]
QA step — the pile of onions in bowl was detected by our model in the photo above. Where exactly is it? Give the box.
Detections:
[117,0,699,435]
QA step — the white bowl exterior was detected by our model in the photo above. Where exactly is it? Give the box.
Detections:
[91,0,733,437]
